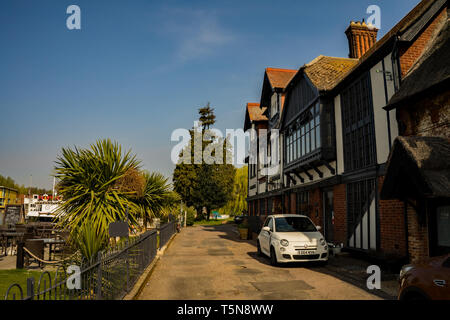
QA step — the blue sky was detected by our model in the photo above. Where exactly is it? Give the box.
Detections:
[0,0,420,188]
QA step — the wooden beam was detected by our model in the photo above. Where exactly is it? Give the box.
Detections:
[293,171,304,183]
[288,174,297,185]
[321,160,335,175]
[301,169,313,181]
[309,164,323,178]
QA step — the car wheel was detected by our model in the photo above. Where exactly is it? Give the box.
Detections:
[270,247,278,266]
[257,241,262,257]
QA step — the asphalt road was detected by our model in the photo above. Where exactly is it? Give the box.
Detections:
[138,223,380,300]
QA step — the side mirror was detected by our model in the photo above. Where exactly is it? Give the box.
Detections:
[262,226,271,232]
[316,226,322,231]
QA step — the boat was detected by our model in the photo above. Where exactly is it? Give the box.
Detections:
[24,194,64,222]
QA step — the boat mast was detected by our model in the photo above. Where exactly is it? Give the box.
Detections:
[52,177,56,200]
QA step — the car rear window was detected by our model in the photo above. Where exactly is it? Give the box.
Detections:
[275,217,317,232]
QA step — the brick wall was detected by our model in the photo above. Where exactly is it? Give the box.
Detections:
[333,184,347,245]
[378,176,407,257]
[284,194,289,213]
[399,7,447,77]
[308,188,323,227]
[273,196,282,213]
[290,192,296,214]
[406,202,429,263]
[397,90,450,138]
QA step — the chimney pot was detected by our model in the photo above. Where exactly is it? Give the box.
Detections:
[345,20,378,59]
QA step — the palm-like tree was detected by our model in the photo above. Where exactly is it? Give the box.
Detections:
[54,139,141,249]
[136,172,180,228]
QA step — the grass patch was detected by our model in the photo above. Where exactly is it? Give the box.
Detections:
[0,269,54,300]
[194,218,233,226]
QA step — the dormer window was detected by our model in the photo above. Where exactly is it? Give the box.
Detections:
[270,93,279,119]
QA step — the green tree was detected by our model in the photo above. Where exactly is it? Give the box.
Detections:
[173,105,235,220]
[54,139,141,250]
[198,102,216,130]
[135,171,180,228]
[218,165,248,216]
[0,174,50,195]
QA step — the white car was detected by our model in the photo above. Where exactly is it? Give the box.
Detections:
[257,214,329,265]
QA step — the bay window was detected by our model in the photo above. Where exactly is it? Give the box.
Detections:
[285,102,321,165]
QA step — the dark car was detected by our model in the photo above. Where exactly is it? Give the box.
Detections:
[398,254,450,300]
[234,215,248,224]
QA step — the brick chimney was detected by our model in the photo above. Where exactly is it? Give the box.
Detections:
[345,20,378,59]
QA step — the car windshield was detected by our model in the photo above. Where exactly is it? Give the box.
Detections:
[275,217,317,232]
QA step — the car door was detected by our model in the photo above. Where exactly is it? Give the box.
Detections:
[434,256,450,299]
[260,218,273,254]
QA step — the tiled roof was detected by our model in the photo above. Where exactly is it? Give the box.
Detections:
[247,103,268,122]
[302,55,359,91]
[265,68,297,89]
[336,0,442,88]
[386,20,449,110]
[381,136,450,199]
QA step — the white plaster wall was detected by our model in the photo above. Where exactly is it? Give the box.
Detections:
[382,53,399,145]
[370,54,399,165]
[334,94,344,175]
[248,175,257,197]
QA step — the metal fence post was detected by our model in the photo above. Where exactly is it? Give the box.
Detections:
[26,277,34,300]
[96,251,102,300]
[16,242,24,269]
[157,222,161,250]
[126,238,129,292]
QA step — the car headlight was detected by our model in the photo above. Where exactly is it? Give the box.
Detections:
[399,265,414,279]
[280,239,289,247]
[319,238,326,246]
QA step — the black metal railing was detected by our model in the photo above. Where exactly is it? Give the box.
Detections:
[158,221,177,249]
[4,229,158,300]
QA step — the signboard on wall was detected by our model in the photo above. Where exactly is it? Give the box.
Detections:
[108,221,129,237]
[4,205,22,226]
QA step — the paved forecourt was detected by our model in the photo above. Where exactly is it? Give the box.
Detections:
[138,223,380,300]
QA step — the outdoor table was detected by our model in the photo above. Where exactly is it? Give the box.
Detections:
[2,232,25,256]
[30,238,66,261]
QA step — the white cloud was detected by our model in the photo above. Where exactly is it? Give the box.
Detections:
[156,7,234,62]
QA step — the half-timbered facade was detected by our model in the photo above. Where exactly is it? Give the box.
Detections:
[246,68,296,219]
[328,0,448,260]
[279,56,357,243]
[244,0,448,263]
[381,15,450,263]
[244,102,268,216]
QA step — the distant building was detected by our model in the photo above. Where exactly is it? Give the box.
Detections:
[0,186,19,224]
[245,68,296,217]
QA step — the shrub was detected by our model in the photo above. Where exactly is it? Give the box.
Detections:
[186,206,196,226]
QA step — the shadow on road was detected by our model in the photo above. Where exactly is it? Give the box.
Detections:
[200,222,256,245]
[197,223,397,300]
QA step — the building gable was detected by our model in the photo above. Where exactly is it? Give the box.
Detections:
[281,73,318,130]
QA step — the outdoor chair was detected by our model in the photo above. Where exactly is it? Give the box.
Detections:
[3,232,24,256]
[24,239,45,268]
